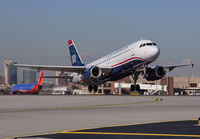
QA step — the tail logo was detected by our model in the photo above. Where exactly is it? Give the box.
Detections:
[68,40,85,66]
[72,54,76,64]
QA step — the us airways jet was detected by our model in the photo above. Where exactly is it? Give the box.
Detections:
[12,40,193,92]
[10,70,44,94]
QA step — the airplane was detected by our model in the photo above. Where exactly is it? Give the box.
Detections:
[10,70,44,94]
[12,40,193,92]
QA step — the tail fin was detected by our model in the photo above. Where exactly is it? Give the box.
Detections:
[37,70,44,85]
[67,40,85,66]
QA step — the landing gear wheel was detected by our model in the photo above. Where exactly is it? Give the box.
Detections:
[88,85,93,92]
[88,85,98,93]
[93,85,98,92]
[131,73,140,92]
[130,84,135,92]
[136,84,140,91]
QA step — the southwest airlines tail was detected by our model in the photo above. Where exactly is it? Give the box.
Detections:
[37,70,44,85]
[68,40,85,66]
[32,70,44,92]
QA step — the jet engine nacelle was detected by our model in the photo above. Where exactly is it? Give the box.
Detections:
[90,66,102,78]
[82,66,102,80]
[145,66,166,81]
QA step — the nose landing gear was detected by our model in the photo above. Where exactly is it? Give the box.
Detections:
[130,74,140,92]
[130,84,140,91]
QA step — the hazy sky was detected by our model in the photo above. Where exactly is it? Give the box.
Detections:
[0,0,199,77]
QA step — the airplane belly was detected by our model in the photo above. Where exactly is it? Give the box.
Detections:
[111,58,144,76]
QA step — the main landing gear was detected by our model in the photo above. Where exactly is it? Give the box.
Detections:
[88,85,98,93]
[130,74,140,92]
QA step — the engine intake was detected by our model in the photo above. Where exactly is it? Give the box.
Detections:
[145,66,166,81]
[90,66,102,78]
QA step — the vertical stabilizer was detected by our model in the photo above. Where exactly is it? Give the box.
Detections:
[37,70,44,85]
[68,40,85,66]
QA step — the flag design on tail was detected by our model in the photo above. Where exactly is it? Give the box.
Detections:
[68,40,85,66]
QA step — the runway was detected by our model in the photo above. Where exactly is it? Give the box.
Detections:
[0,95,199,138]
[18,120,200,138]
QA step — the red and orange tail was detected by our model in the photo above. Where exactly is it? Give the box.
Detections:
[37,70,44,85]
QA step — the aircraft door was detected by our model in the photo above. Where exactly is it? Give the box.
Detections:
[130,47,135,57]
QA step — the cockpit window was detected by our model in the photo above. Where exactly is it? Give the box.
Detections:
[139,44,144,47]
[139,43,157,47]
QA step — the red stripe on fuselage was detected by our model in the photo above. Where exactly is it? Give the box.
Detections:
[112,57,145,68]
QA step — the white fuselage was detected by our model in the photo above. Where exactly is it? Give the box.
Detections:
[73,40,160,85]
[87,40,160,69]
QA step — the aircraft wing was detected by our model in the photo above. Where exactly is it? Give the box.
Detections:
[163,63,194,72]
[12,64,86,73]
[134,62,194,74]
[42,75,73,79]
[12,64,112,73]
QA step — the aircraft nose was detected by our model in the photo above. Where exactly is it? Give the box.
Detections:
[148,46,160,61]
[153,46,160,58]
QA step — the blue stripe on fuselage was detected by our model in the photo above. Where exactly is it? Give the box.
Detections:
[12,84,36,91]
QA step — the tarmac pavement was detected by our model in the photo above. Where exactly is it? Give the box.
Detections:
[0,95,199,138]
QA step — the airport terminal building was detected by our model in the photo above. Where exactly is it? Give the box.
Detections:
[4,60,17,86]
[68,76,200,95]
